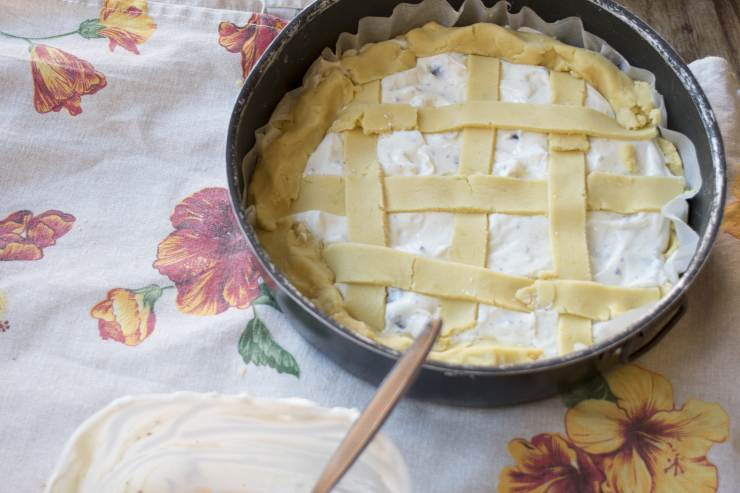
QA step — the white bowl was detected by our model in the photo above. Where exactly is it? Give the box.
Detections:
[45,392,411,493]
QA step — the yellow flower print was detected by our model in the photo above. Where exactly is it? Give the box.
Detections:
[91,285,165,346]
[30,45,106,115]
[723,175,740,239]
[1,0,156,115]
[0,290,7,333]
[98,0,157,54]
[565,365,729,493]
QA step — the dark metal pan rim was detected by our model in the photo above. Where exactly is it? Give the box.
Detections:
[226,0,726,378]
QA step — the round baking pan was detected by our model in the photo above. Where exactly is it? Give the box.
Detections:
[226,0,726,406]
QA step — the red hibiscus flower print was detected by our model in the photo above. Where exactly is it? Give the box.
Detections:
[218,14,286,79]
[499,433,604,493]
[0,210,75,261]
[153,187,264,316]
[91,285,163,346]
[30,45,107,115]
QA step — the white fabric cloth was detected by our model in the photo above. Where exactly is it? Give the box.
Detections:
[0,0,738,488]
[689,57,739,181]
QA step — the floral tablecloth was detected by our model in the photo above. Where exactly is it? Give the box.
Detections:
[1,1,738,492]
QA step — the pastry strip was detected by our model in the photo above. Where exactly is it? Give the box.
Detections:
[459,128,495,175]
[342,129,388,330]
[441,55,500,335]
[405,22,659,129]
[466,54,501,103]
[587,172,685,212]
[324,243,532,312]
[550,71,586,106]
[547,151,591,281]
[417,102,656,139]
[549,134,589,152]
[289,174,682,216]
[440,214,488,333]
[414,256,530,311]
[333,101,656,139]
[331,103,418,134]
[325,243,415,289]
[548,71,593,354]
[558,316,593,353]
[355,80,381,103]
[374,333,546,365]
[430,344,544,365]
[384,175,547,213]
[516,280,661,321]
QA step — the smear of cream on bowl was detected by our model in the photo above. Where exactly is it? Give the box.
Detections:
[45,393,411,493]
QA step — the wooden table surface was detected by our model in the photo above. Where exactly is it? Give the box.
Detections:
[616,0,739,77]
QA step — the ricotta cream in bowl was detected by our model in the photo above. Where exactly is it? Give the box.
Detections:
[45,393,411,493]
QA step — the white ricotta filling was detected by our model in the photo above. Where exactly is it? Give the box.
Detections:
[492,130,549,179]
[388,212,454,259]
[585,84,615,116]
[291,211,347,245]
[488,214,552,277]
[499,61,551,104]
[384,212,453,338]
[377,130,460,176]
[381,53,467,107]
[385,288,441,338]
[292,57,679,358]
[588,211,671,287]
[455,307,559,357]
[587,138,670,176]
[304,132,344,176]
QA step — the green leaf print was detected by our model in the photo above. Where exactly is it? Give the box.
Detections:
[78,18,105,39]
[562,372,617,408]
[238,312,299,377]
[250,282,282,312]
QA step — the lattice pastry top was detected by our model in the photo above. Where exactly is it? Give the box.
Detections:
[250,22,687,365]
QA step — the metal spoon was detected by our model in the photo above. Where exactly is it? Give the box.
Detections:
[312,318,442,493]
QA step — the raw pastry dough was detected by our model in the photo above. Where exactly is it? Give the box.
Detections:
[439,54,500,335]
[324,243,532,311]
[516,280,661,320]
[587,173,685,212]
[547,71,593,354]
[405,22,659,129]
[384,175,547,213]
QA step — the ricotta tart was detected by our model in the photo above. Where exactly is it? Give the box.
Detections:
[250,22,689,366]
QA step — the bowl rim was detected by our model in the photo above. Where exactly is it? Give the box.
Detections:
[226,0,727,377]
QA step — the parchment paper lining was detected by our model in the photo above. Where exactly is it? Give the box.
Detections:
[243,0,702,355]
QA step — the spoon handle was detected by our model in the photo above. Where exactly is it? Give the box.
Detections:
[311,318,442,493]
